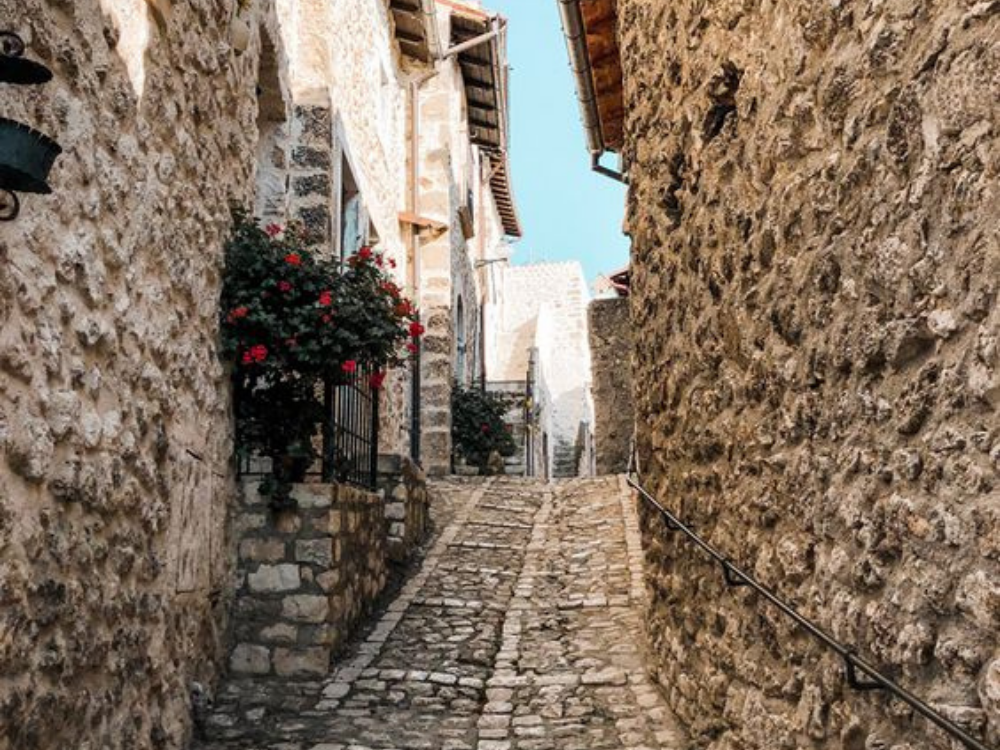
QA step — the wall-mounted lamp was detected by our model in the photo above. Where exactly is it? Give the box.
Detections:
[0,32,62,221]
[0,31,52,84]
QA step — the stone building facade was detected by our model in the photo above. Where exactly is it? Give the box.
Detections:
[489,262,595,478]
[0,3,262,749]
[562,1,999,749]
[413,0,522,476]
[589,297,634,475]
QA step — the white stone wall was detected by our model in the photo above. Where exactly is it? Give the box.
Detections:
[493,263,595,477]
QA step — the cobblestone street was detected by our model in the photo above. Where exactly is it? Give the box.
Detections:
[197,477,685,750]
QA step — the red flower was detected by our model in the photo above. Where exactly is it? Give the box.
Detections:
[250,344,268,363]
[241,351,253,365]
[406,342,418,354]
[375,255,384,267]
[409,321,425,338]
[394,301,413,318]
[480,423,490,434]
[342,360,357,374]
[227,306,249,323]
[322,314,333,324]
[380,281,400,298]
[265,223,283,237]
[318,290,332,307]
[389,258,397,269]
[278,280,292,293]
[284,253,302,266]
[359,247,373,261]
[369,371,387,390]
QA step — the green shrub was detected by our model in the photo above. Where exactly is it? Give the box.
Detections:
[451,383,516,471]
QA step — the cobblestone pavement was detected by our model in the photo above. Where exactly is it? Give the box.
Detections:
[196,476,685,750]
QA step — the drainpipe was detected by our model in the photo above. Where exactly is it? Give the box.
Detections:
[441,26,500,59]
[557,0,628,184]
[408,67,438,464]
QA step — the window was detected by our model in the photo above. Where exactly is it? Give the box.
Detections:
[338,151,367,262]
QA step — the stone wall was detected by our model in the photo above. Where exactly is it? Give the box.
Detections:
[620,2,999,749]
[589,298,634,475]
[229,482,387,680]
[0,3,267,749]
[378,455,430,562]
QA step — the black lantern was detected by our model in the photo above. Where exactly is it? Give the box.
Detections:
[0,31,52,85]
[0,31,60,220]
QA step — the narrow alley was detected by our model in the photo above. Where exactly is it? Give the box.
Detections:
[198,477,685,750]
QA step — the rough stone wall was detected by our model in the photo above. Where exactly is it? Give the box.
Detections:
[0,3,269,749]
[229,482,387,681]
[378,455,430,562]
[589,298,634,475]
[415,63,459,475]
[620,2,999,749]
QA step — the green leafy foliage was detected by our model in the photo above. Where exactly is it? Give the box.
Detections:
[451,383,517,471]
[220,209,421,499]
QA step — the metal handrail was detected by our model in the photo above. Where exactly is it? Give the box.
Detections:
[626,470,995,750]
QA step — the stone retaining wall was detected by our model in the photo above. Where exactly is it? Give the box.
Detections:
[379,455,430,562]
[619,1,999,749]
[230,482,387,678]
[589,298,634,475]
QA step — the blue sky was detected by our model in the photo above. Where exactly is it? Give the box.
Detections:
[490,0,630,287]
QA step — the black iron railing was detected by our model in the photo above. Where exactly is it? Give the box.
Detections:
[237,370,380,492]
[626,465,994,750]
[322,369,379,491]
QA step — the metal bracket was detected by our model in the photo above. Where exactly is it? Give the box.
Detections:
[721,561,749,588]
[0,31,25,57]
[844,654,882,691]
[0,189,19,221]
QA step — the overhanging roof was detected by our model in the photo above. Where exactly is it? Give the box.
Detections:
[558,0,625,154]
[580,0,624,150]
[389,0,438,62]
[450,11,507,151]
[447,4,521,237]
[488,154,522,238]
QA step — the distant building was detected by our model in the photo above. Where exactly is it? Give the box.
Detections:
[487,262,595,479]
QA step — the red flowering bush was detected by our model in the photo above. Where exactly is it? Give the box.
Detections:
[220,209,419,498]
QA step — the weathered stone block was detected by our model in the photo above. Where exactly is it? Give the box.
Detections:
[273,646,329,677]
[282,595,330,623]
[239,539,286,563]
[259,623,298,644]
[295,539,334,566]
[294,485,333,509]
[230,644,271,675]
[247,564,301,593]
